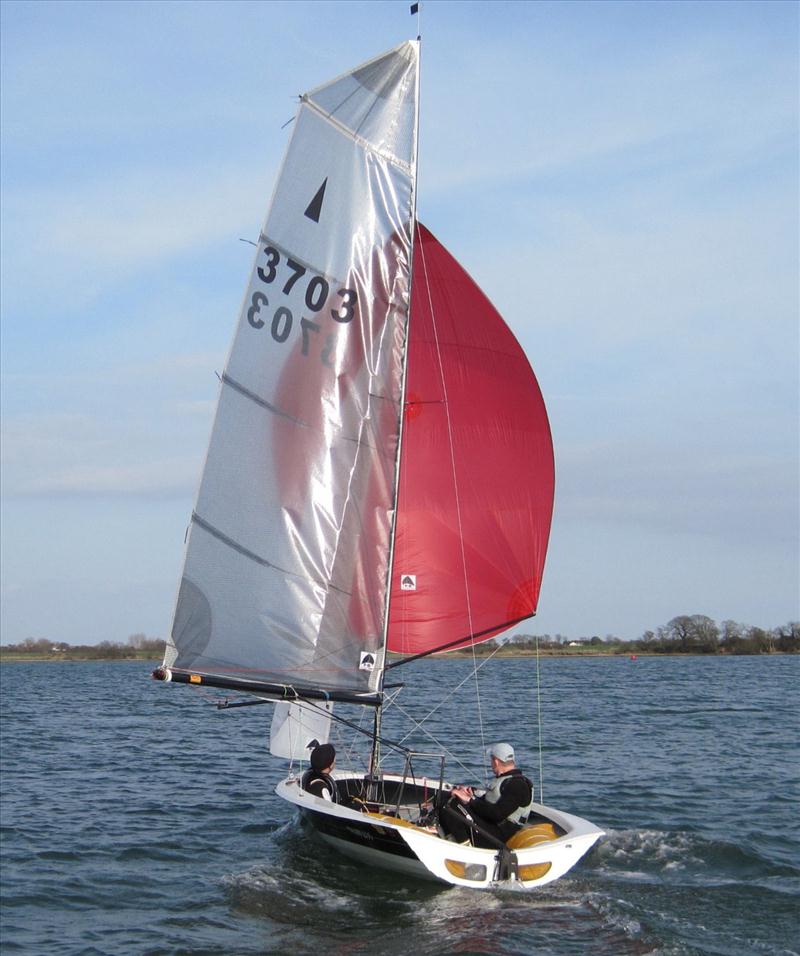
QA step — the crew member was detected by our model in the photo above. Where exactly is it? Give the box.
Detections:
[301,743,338,802]
[441,742,533,846]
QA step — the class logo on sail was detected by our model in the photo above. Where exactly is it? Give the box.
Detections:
[304,178,327,223]
[359,652,376,671]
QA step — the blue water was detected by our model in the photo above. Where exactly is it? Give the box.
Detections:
[1,655,797,955]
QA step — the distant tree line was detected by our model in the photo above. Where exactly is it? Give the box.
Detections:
[3,617,798,661]
[483,615,799,656]
[633,616,799,655]
[0,633,167,660]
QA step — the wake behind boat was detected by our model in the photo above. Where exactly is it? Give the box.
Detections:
[153,37,603,889]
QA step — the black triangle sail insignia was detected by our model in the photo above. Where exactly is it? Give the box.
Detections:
[304,178,327,222]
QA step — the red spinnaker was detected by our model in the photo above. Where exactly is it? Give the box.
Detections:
[387,223,555,657]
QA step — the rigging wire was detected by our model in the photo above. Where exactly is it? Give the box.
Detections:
[416,232,488,780]
[340,702,370,773]
[214,690,410,758]
[381,639,514,781]
[383,698,475,780]
[392,638,507,757]
[534,633,545,803]
[277,690,412,756]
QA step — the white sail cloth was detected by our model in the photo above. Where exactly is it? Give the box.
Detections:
[165,43,419,696]
[269,701,333,760]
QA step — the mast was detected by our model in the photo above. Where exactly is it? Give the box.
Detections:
[369,33,423,781]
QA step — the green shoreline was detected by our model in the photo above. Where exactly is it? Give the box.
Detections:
[0,655,164,663]
[5,616,795,661]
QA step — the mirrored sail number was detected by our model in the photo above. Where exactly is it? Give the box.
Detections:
[247,244,358,364]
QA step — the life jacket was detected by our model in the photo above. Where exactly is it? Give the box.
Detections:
[482,770,534,827]
[301,768,338,802]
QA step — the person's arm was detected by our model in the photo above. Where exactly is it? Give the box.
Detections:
[468,777,528,823]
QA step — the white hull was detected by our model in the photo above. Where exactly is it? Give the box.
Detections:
[276,772,604,889]
[316,830,440,882]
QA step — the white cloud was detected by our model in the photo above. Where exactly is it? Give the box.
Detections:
[1,163,274,314]
[555,439,799,546]
[0,355,218,500]
[24,460,197,497]
[173,399,216,418]
[421,27,795,200]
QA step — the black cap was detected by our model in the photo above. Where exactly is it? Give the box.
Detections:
[310,743,335,771]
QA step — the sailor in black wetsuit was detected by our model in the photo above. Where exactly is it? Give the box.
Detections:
[441,742,533,847]
[301,743,338,802]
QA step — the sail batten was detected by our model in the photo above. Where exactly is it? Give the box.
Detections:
[304,43,418,167]
[255,233,352,286]
[221,373,390,452]
[189,513,354,596]
[302,98,415,174]
[220,373,313,427]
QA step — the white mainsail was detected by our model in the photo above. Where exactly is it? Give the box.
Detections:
[165,42,420,698]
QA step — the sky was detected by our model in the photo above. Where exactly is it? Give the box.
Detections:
[1,0,798,646]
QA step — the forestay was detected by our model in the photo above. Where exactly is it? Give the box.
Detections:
[164,42,420,697]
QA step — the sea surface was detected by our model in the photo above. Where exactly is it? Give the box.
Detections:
[1,655,797,956]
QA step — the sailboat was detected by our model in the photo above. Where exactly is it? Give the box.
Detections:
[153,39,604,888]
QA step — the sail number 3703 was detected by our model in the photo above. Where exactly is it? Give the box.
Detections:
[246,245,357,365]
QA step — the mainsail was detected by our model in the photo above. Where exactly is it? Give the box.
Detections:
[387,224,555,659]
[162,42,420,700]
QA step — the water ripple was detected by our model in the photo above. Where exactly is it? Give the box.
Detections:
[0,656,797,955]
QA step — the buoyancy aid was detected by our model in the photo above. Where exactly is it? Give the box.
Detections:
[301,768,338,802]
[481,770,534,827]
